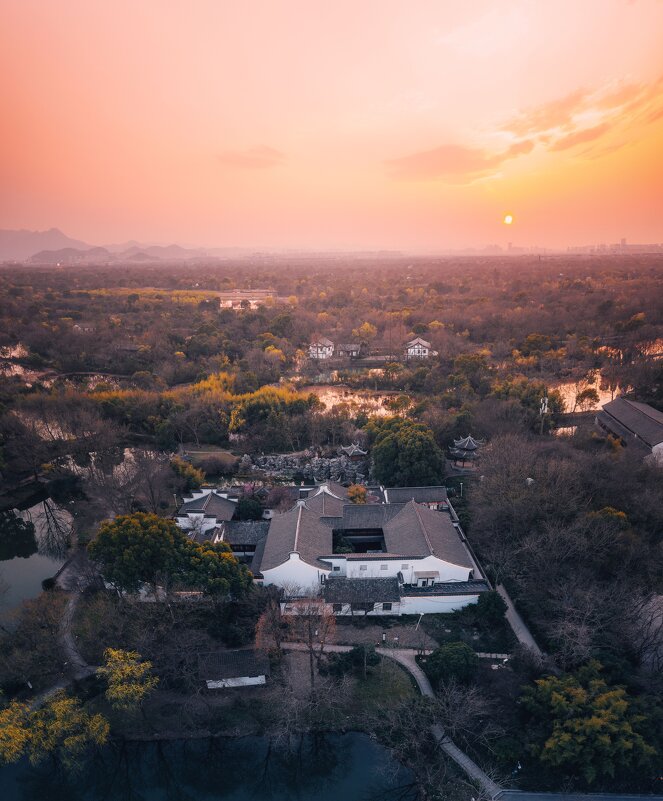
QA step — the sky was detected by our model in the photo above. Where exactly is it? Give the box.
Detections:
[1,0,663,251]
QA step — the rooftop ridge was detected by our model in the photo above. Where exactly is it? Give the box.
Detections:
[293,504,303,553]
[411,500,435,555]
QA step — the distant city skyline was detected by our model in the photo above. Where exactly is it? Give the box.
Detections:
[2,1,662,250]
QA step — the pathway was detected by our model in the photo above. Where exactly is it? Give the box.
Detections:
[496,584,542,656]
[282,642,502,799]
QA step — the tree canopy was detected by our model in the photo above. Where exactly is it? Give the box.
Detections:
[520,661,658,785]
[366,417,445,486]
[88,512,251,599]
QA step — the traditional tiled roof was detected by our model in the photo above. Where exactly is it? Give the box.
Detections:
[217,520,269,546]
[250,535,267,576]
[260,504,332,571]
[383,501,473,568]
[340,443,367,457]
[198,649,270,680]
[304,491,346,518]
[340,502,405,530]
[383,486,448,505]
[453,435,484,451]
[402,580,490,596]
[178,491,237,522]
[600,397,663,448]
[323,577,400,604]
[310,336,333,347]
[406,337,431,348]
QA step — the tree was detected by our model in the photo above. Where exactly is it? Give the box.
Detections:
[88,512,251,601]
[97,648,158,711]
[88,513,187,597]
[255,597,287,656]
[0,693,109,769]
[170,456,204,491]
[347,484,367,504]
[235,496,263,520]
[0,511,37,560]
[424,642,478,686]
[475,591,508,626]
[287,597,336,695]
[367,417,444,486]
[0,701,31,764]
[28,692,109,769]
[520,661,657,785]
[351,322,377,341]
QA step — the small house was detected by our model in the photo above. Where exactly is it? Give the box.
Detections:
[198,650,270,689]
[309,336,334,360]
[405,337,437,359]
[337,343,361,359]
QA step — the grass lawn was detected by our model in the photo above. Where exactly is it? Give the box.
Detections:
[352,657,417,713]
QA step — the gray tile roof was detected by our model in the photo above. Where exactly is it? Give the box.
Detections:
[383,501,473,568]
[341,503,405,530]
[402,580,489,596]
[601,397,663,448]
[178,492,236,522]
[218,520,269,546]
[250,535,267,576]
[323,577,401,604]
[260,504,333,571]
[198,649,270,680]
[384,486,448,505]
[304,491,346,518]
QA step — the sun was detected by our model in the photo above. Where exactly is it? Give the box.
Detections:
[503,213,514,225]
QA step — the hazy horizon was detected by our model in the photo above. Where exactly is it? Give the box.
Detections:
[2,1,662,251]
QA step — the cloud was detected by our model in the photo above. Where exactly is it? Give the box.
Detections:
[386,75,663,182]
[217,146,286,169]
[549,123,611,151]
[386,140,533,182]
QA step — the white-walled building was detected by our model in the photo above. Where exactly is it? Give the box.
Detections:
[596,397,663,464]
[309,336,335,360]
[175,488,237,536]
[254,482,488,615]
[405,337,437,359]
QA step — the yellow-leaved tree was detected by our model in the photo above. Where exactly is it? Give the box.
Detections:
[97,648,159,711]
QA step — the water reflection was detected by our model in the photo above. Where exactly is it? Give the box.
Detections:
[0,733,417,801]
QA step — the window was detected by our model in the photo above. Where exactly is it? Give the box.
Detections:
[332,603,343,613]
[333,566,341,572]
[320,574,326,584]
[401,564,409,570]
[383,602,392,611]
[380,564,388,570]
[359,565,367,571]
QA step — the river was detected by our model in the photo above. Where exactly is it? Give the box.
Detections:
[0,733,416,801]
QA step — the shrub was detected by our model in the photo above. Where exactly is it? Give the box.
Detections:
[424,641,478,686]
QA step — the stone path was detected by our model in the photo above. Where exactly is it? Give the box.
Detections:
[496,584,542,656]
[282,642,502,799]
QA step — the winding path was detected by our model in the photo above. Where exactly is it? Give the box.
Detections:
[283,642,502,799]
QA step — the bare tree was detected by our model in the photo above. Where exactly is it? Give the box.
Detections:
[287,597,336,695]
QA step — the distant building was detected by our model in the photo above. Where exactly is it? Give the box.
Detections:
[596,397,663,463]
[309,336,334,360]
[449,435,485,468]
[336,343,361,359]
[218,290,276,310]
[339,443,368,461]
[405,337,437,359]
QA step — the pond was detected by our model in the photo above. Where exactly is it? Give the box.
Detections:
[301,384,406,417]
[0,733,417,801]
[0,501,70,622]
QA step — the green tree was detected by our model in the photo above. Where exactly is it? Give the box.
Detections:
[425,642,478,686]
[170,456,205,491]
[366,417,444,486]
[475,591,508,626]
[88,513,187,596]
[97,648,159,711]
[235,497,264,520]
[520,661,657,785]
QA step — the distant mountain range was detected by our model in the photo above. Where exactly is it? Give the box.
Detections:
[0,228,210,263]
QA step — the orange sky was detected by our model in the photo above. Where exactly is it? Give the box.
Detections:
[1,0,663,250]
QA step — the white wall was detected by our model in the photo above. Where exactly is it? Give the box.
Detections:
[325,601,401,616]
[329,555,471,583]
[206,676,266,688]
[176,513,217,535]
[400,593,479,615]
[261,552,329,595]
